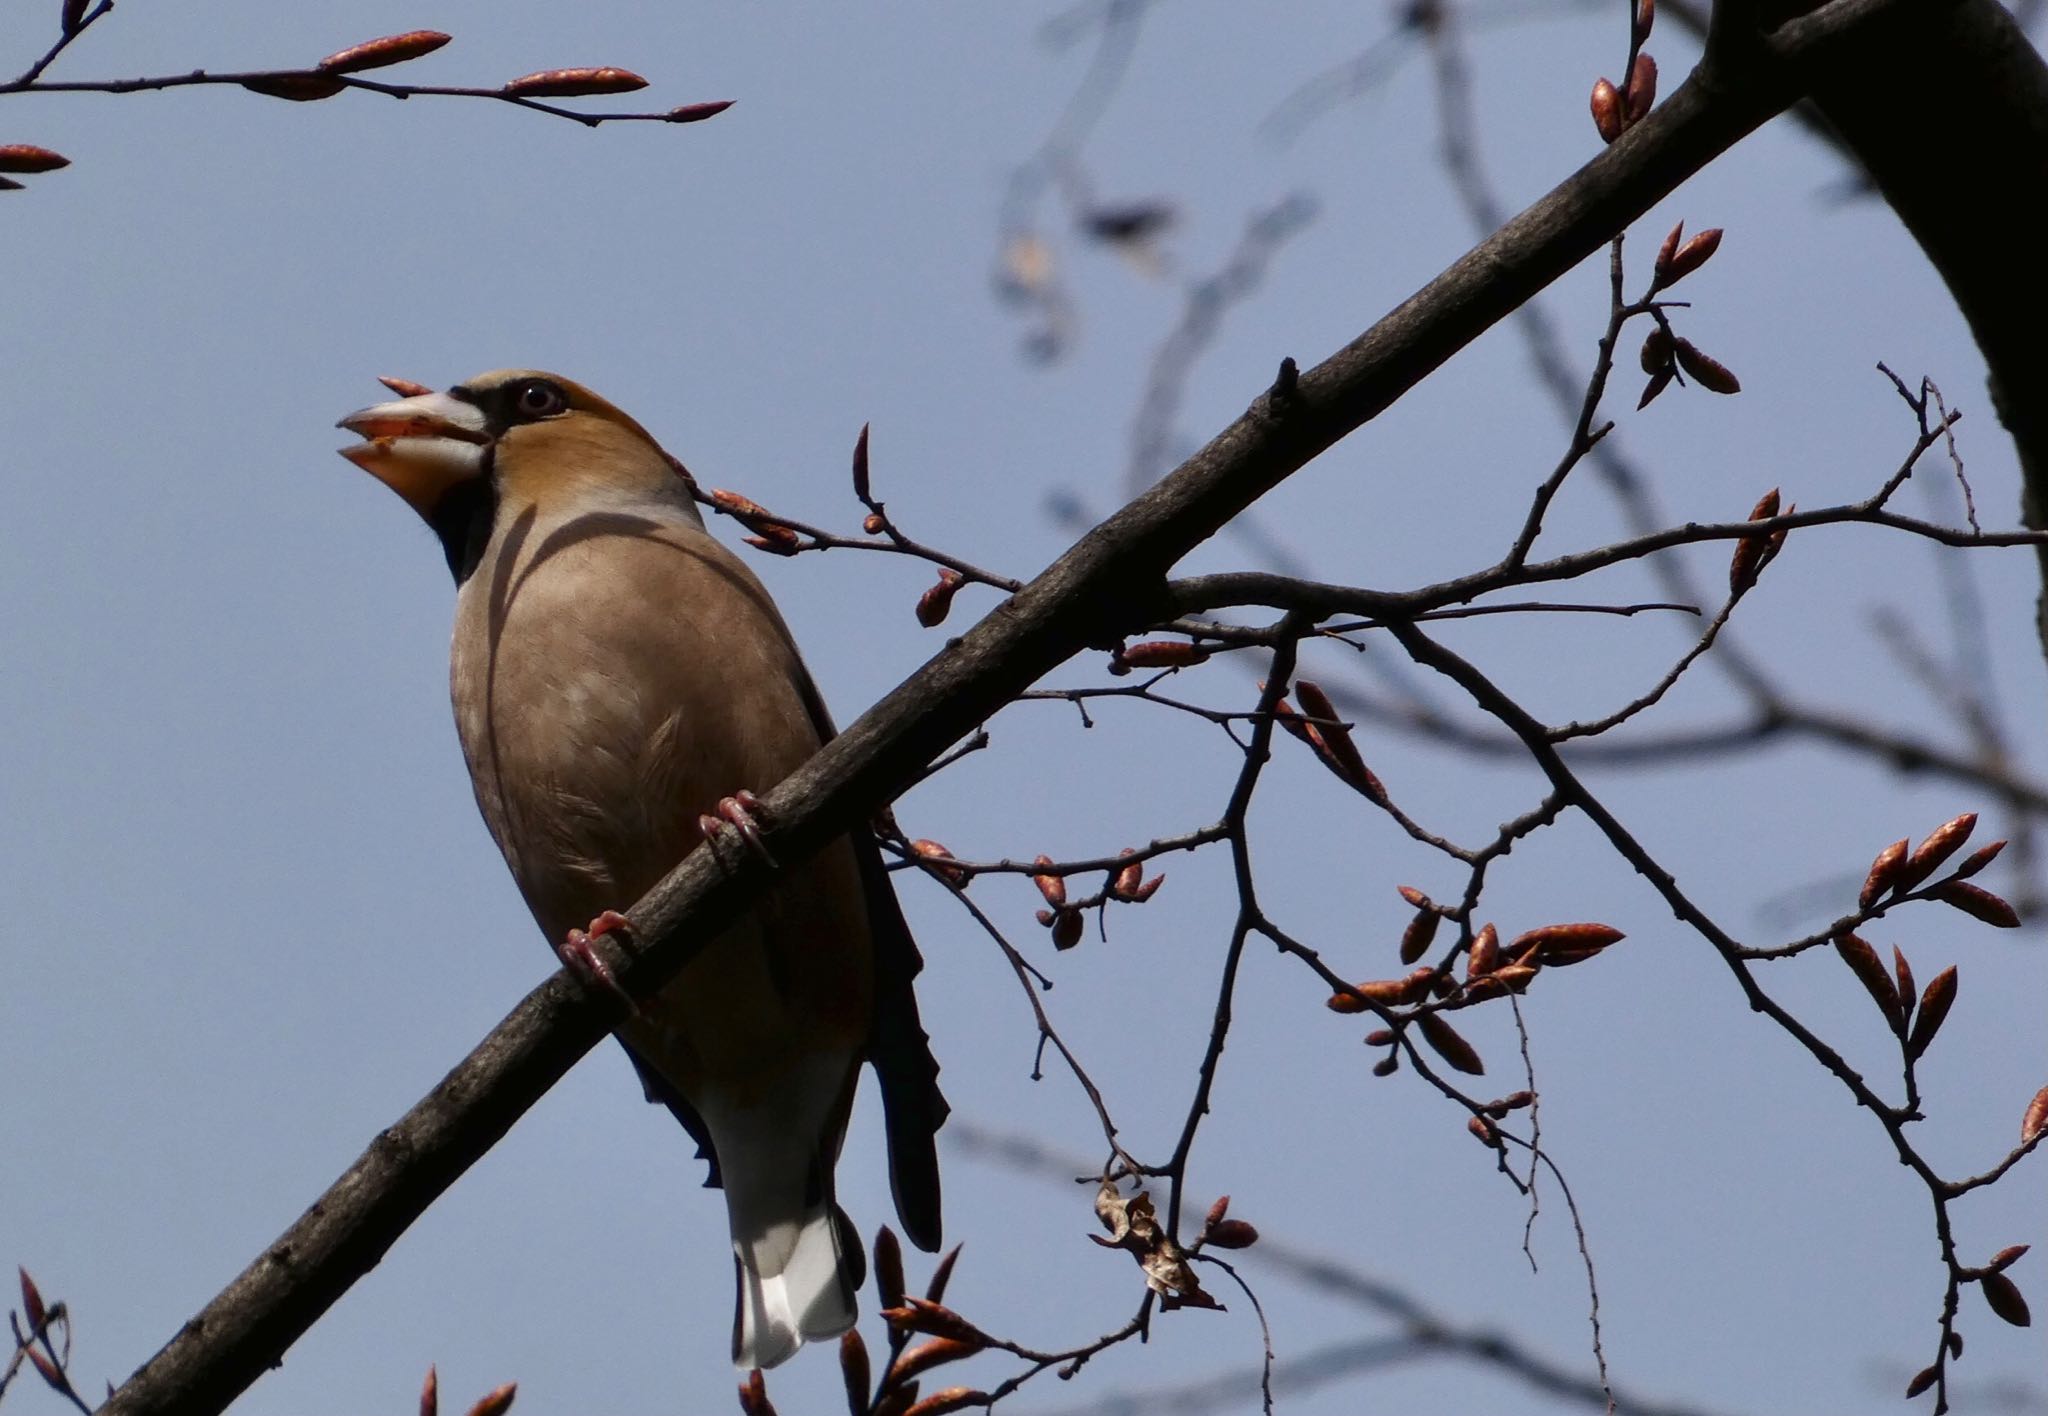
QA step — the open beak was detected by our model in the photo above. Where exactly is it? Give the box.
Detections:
[337,389,492,517]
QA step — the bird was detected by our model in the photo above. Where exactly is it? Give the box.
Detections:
[336,369,946,1370]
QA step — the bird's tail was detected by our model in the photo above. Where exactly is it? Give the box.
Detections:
[730,1200,861,1370]
[699,1053,864,1371]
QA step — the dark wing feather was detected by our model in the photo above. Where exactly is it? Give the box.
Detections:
[793,669,949,1252]
[620,1039,723,1188]
[616,637,946,1241]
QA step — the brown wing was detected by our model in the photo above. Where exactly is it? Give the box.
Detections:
[791,665,948,1253]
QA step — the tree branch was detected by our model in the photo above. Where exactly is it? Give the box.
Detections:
[96,8,1913,1411]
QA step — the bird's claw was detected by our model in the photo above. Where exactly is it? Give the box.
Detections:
[698,789,778,869]
[559,909,640,1016]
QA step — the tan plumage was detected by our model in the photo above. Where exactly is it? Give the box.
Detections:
[338,370,945,1370]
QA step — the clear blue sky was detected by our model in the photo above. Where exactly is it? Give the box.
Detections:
[3,2,2043,1413]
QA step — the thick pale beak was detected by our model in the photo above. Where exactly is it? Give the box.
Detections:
[337,390,492,518]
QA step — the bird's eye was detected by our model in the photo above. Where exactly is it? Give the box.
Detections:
[514,380,566,418]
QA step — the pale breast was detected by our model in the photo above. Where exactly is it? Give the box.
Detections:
[449,509,875,1089]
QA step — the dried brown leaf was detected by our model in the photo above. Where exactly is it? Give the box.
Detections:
[1904,1364,1938,1399]
[420,1365,439,1416]
[901,1388,989,1416]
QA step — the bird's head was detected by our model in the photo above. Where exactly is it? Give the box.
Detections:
[338,368,681,523]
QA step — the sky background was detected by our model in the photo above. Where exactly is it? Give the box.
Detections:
[3,2,2044,1414]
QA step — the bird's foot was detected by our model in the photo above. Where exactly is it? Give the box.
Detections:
[698,789,778,869]
[559,910,640,1015]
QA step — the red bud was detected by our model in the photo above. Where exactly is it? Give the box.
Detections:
[2024,1083,2048,1143]
[666,99,735,123]
[1934,881,2020,928]
[503,67,648,97]
[1981,1271,2031,1327]
[1904,966,1958,1062]
[0,144,70,173]
[318,31,452,73]
[1660,227,1723,287]
[241,73,348,101]
[461,1384,518,1416]
[1031,856,1066,909]
[909,840,968,888]
[916,569,965,628]
[839,1332,871,1416]
[1590,77,1623,142]
[1624,53,1657,122]
[1674,338,1740,394]
[1833,931,1904,1035]
[1418,1014,1484,1075]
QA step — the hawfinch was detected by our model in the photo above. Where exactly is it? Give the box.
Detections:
[337,370,946,1370]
